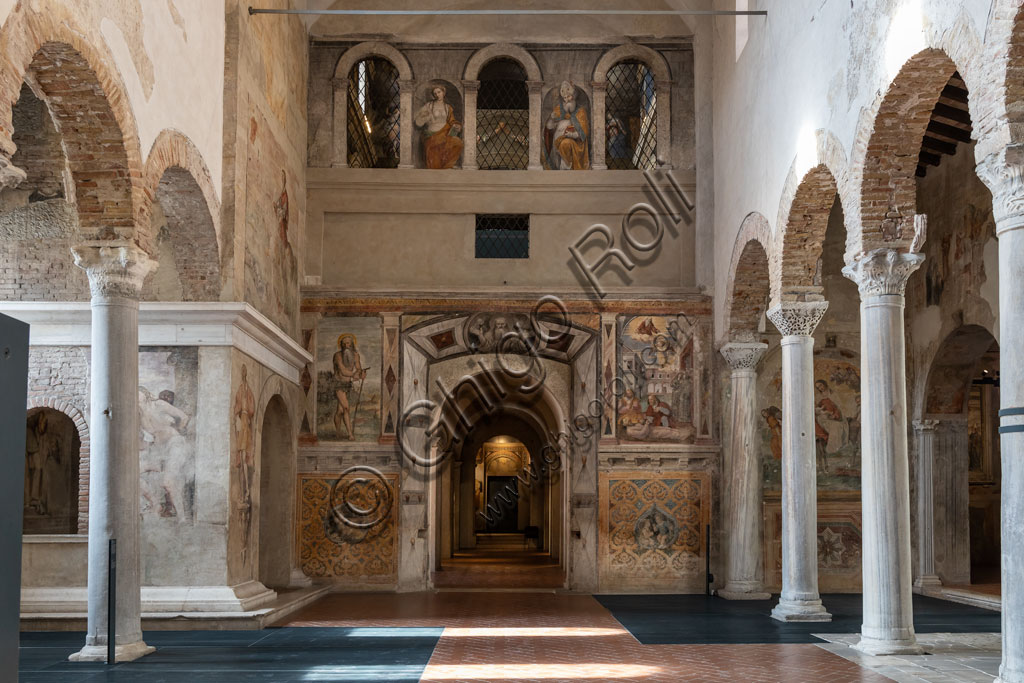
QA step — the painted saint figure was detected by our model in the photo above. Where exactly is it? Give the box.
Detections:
[333,334,367,439]
[233,364,256,562]
[762,406,783,461]
[544,81,590,170]
[814,379,846,473]
[25,411,62,516]
[644,395,672,427]
[139,387,191,518]
[414,85,463,169]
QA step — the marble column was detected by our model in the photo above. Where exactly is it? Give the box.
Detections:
[590,81,607,170]
[462,80,479,170]
[69,243,155,663]
[766,301,831,621]
[719,342,770,600]
[527,80,543,170]
[977,149,1024,683]
[842,248,923,655]
[398,79,414,169]
[913,419,942,590]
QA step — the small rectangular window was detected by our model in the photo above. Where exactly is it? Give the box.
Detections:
[475,214,529,259]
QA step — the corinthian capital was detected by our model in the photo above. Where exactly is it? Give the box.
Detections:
[766,301,828,337]
[976,145,1024,231]
[71,242,155,300]
[720,342,767,371]
[841,248,923,298]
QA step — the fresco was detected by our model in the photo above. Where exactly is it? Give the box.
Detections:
[139,347,199,523]
[599,473,709,590]
[764,500,862,592]
[543,81,590,170]
[23,409,79,534]
[760,354,861,491]
[414,80,463,169]
[232,362,257,569]
[316,316,382,441]
[617,315,695,443]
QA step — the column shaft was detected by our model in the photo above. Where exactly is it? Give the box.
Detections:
[914,420,941,588]
[462,81,479,170]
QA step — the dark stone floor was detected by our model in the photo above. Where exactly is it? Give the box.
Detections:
[596,593,1002,645]
[18,627,443,683]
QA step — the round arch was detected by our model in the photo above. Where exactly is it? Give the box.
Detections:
[774,164,840,305]
[464,43,542,81]
[723,213,773,340]
[333,41,413,81]
[592,44,671,84]
[26,396,89,534]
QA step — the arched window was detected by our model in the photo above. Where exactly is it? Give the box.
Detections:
[24,408,81,534]
[605,60,658,170]
[347,58,400,168]
[476,59,529,170]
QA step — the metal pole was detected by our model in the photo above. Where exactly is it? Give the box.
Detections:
[107,539,116,665]
[705,524,712,597]
[248,7,767,16]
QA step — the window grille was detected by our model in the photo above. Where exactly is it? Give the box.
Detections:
[475,214,529,258]
[347,57,400,168]
[605,60,658,170]
[477,59,529,170]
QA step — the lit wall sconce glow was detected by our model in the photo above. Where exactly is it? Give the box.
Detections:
[885,0,926,80]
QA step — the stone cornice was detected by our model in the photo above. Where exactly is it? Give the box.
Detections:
[0,302,312,383]
[720,342,767,371]
[841,248,924,298]
[766,301,828,337]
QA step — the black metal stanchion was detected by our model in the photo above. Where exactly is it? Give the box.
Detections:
[107,538,116,665]
[705,524,712,596]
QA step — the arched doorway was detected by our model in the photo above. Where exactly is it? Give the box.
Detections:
[257,395,294,589]
[23,408,80,534]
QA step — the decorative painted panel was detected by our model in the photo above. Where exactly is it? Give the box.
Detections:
[763,498,862,592]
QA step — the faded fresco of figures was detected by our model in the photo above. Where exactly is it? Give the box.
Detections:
[139,347,198,523]
[415,81,463,169]
[463,312,536,354]
[760,355,861,491]
[617,315,695,443]
[23,409,79,534]
[233,363,256,565]
[543,81,590,170]
[316,316,382,442]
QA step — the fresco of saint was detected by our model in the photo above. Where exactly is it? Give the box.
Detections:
[415,84,463,169]
[544,81,590,170]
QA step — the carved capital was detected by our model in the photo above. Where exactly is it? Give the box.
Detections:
[841,248,923,298]
[398,79,415,95]
[720,342,767,371]
[766,301,828,337]
[526,80,544,95]
[913,419,940,433]
[461,79,480,94]
[976,145,1024,232]
[0,154,26,191]
[71,242,155,300]
[589,80,607,93]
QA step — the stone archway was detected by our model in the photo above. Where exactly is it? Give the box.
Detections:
[256,393,294,589]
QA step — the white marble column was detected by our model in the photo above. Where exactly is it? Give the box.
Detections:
[913,419,942,590]
[719,342,770,600]
[590,81,607,170]
[843,248,923,655]
[398,79,414,169]
[462,80,479,170]
[69,243,155,663]
[767,301,831,621]
[527,80,543,171]
[977,150,1024,683]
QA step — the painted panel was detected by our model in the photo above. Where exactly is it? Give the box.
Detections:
[315,315,382,442]
[763,498,863,592]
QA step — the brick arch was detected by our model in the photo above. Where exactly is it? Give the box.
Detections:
[850,48,965,256]
[775,164,839,305]
[0,1,146,246]
[723,212,774,341]
[143,130,222,301]
[26,396,89,534]
[464,44,542,81]
[334,41,413,81]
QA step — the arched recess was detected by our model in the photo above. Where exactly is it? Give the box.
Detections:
[464,44,542,82]
[142,130,222,301]
[853,48,969,255]
[26,397,89,533]
[921,325,1001,585]
[723,213,773,340]
[0,2,146,246]
[332,42,414,169]
[775,164,839,305]
[23,403,85,535]
[253,378,298,590]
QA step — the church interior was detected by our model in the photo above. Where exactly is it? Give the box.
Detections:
[0,0,1021,681]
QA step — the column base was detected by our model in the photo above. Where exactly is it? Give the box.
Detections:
[719,590,771,600]
[854,634,923,656]
[771,598,832,622]
[913,575,942,589]
[69,641,155,663]
[289,568,313,588]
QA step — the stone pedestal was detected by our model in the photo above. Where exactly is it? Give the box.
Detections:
[913,419,942,589]
[767,302,832,622]
[69,243,155,663]
[719,342,770,600]
[977,150,1024,683]
[843,248,923,656]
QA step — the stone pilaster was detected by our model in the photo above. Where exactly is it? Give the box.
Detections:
[69,242,156,663]
[600,312,618,443]
[655,79,672,168]
[380,312,401,443]
[719,342,770,600]
[462,80,479,170]
[527,80,544,170]
[398,79,415,169]
[766,301,831,621]
[976,147,1024,683]
[331,77,349,168]
[913,419,941,589]
[590,81,607,170]
[842,248,924,655]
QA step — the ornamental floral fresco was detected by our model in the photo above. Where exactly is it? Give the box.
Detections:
[764,500,862,592]
[299,475,398,580]
[599,473,709,591]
